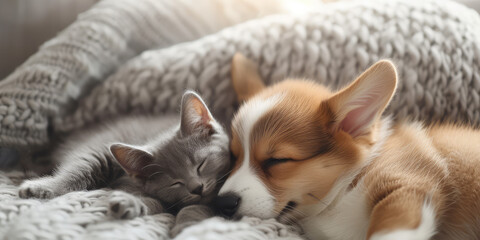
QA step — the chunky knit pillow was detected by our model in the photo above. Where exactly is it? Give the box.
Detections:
[56,0,480,136]
[0,0,287,148]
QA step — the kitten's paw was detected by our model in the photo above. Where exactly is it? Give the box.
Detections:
[108,191,148,219]
[18,180,55,199]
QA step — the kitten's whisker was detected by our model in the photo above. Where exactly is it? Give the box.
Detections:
[148,171,163,179]
[218,169,233,180]
[289,208,306,218]
[166,195,192,211]
[142,164,163,170]
[215,169,233,184]
[273,209,299,226]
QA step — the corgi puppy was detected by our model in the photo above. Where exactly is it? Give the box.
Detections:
[215,53,480,240]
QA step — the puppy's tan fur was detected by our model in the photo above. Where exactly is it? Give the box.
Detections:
[228,53,480,239]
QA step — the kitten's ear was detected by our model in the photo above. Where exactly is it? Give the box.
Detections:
[326,60,397,138]
[180,91,216,136]
[231,53,265,103]
[110,143,156,179]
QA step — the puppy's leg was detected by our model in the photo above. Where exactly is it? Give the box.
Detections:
[368,189,437,240]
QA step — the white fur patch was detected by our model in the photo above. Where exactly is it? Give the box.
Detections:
[219,94,283,218]
[232,94,284,145]
[370,202,437,240]
[302,184,370,240]
[219,163,276,218]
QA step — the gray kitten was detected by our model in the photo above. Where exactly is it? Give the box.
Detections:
[18,91,230,224]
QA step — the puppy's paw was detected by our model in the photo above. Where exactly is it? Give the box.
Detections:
[18,180,56,199]
[108,191,147,219]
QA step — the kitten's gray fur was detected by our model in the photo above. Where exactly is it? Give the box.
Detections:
[19,91,230,228]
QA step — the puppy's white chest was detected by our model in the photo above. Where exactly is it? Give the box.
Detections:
[301,186,370,240]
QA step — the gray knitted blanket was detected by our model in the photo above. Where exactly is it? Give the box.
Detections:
[1,0,480,239]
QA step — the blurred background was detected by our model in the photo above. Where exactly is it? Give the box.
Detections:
[0,0,98,79]
[0,0,479,80]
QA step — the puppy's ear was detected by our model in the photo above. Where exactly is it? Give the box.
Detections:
[231,53,265,103]
[327,60,397,138]
[180,91,216,136]
[110,143,156,179]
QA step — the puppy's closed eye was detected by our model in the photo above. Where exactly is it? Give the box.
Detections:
[262,158,292,171]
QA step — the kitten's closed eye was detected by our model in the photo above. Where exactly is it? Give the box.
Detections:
[197,159,207,174]
[171,181,184,187]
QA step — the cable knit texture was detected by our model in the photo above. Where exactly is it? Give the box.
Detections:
[0,0,286,147]
[0,171,300,240]
[1,0,480,239]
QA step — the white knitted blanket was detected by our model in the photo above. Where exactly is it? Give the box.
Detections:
[1,0,480,239]
[0,171,300,240]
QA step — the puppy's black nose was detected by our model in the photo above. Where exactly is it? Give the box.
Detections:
[214,193,240,217]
